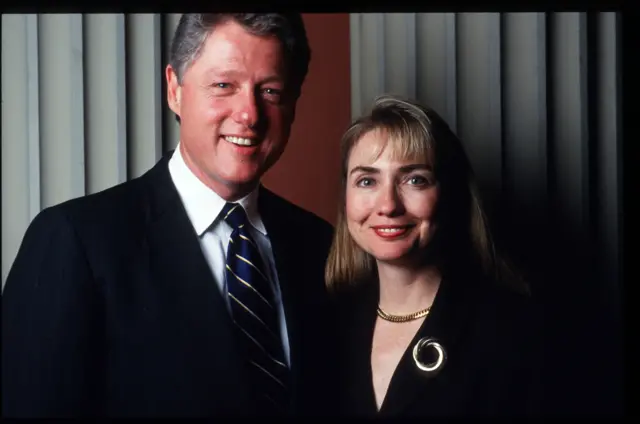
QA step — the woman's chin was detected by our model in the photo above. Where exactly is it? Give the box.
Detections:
[373,250,415,266]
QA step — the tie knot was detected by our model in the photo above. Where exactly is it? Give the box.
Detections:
[221,202,249,230]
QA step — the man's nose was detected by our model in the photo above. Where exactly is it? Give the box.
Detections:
[232,90,260,128]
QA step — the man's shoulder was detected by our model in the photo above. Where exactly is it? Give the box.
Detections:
[259,186,333,236]
[53,175,146,220]
[35,158,166,230]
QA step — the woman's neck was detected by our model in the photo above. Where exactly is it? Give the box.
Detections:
[376,262,442,315]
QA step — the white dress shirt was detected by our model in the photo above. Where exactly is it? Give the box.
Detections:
[168,144,290,366]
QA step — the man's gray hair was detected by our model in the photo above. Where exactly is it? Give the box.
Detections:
[169,13,311,98]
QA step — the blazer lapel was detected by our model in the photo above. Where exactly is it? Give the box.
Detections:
[379,271,478,416]
[141,154,254,407]
[340,282,380,415]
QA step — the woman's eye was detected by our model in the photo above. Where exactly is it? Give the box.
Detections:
[408,176,428,185]
[356,177,375,187]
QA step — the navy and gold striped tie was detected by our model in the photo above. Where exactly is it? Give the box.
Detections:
[221,202,290,412]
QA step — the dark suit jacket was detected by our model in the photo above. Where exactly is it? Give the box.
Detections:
[2,152,338,418]
[333,269,543,416]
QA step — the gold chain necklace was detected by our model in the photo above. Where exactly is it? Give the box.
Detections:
[377,305,431,323]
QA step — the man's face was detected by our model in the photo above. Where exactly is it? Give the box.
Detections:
[166,20,298,200]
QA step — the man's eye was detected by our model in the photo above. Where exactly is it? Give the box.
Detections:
[262,88,283,102]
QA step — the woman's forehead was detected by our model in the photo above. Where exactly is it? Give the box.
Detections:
[348,128,434,168]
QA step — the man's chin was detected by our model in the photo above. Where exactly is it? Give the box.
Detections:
[215,175,261,197]
[218,166,261,185]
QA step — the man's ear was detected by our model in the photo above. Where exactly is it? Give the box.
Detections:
[166,64,182,117]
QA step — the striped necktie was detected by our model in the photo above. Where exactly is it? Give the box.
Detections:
[221,202,290,413]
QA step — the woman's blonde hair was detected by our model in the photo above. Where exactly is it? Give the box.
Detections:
[325,94,526,293]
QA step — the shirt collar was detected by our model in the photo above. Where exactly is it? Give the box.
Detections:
[168,143,267,237]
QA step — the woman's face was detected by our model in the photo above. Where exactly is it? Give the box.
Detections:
[345,129,440,267]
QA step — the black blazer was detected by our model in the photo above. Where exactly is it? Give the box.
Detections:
[2,152,338,418]
[333,270,543,416]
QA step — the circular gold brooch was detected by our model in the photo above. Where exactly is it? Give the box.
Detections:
[412,337,447,375]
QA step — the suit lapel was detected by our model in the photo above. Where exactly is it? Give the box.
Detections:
[379,271,478,415]
[141,154,254,406]
[257,187,303,409]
